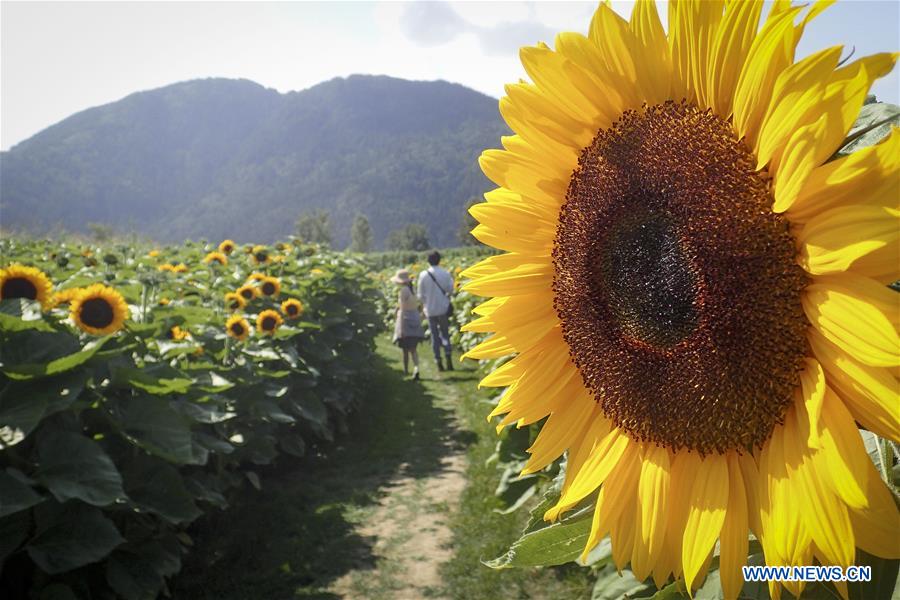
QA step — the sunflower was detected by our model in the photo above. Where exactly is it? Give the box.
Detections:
[251,245,270,265]
[70,284,128,335]
[158,297,171,306]
[226,314,250,341]
[463,3,899,599]
[281,298,303,319]
[167,326,189,341]
[256,309,283,335]
[0,264,53,309]
[203,251,228,266]
[225,292,247,311]
[158,263,176,272]
[310,268,324,276]
[172,263,188,273]
[236,284,258,302]
[259,276,281,297]
[148,249,160,258]
[218,239,236,255]
[50,287,83,308]
[248,272,267,282]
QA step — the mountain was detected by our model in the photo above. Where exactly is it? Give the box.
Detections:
[0,75,509,248]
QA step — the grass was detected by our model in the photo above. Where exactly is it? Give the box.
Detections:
[172,334,593,599]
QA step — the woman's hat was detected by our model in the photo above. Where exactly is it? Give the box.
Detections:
[391,269,411,284]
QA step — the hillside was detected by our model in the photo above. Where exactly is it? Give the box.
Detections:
[0,76,508,248]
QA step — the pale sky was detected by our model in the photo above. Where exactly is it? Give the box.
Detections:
[2,1,898,151]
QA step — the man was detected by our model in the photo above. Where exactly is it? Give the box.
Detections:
[417,250,454,371]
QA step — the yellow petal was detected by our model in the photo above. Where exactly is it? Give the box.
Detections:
[669,0,725,106]
[628,0,671,104]
[581,439,640,559]
[479,148,567,207]
[797,357,826,448]
[463,259,553,298]
[682,453,728,593]
[816,386,874,509]
[789,127,900,222]
[809,327,900,441]
[461,333,516,360]
[631,444,670,581]
[523,400,602,475]
[555,428,630,512]
[706,0,764,117]
[461,252,545,280]
[547,417,616,522]
[502,82,595,149]
[798,206,900,275]
[719,453,750,600]
[803,273,900,367]
[848,458,900,559]
[732,6,802,144]
[756,46,842,169]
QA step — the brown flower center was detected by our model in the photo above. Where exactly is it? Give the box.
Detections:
[261,316,277,330]
[80,298,115,328]
[552,101,809,454]
[2,277,38,300]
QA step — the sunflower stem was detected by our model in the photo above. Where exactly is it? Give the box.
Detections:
[882,437,895,486]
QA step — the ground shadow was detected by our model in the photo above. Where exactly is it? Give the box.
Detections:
[171,342,476,599]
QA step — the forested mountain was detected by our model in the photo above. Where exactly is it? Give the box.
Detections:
[0,76,508,248]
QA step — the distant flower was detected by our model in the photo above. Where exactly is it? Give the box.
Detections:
[256,309,283,335]
[226,314,250,341]
[281,298,303,319]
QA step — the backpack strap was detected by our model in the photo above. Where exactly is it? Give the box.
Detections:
[427,270,450,297]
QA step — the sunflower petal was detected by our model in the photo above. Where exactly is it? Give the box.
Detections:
[581,440,640,560]
[555,428,630,513]
[789,127,899,222]
[798,206,900,275]
[802,274,900,368]
[719,453,750,600]
[628,0,671,103]
[809,327,900,441]
[631,444,670,581]
[706,0,764,117]
[683,453,728,593]
[848,458,900,559]
[463,259,553,298]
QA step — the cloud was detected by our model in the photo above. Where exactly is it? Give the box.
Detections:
[398,2,471,47]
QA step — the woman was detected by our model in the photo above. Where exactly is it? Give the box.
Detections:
[390,269,425,380]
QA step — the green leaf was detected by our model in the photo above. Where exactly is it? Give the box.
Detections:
[3,335,111,380]
[38,584,80,600]
[35,431,125,507]
[838,102,899,156]
[0,470,44,517]
[106,549,166,600]
[0,510,31,565]
[485,502,594,568]
[0,371,87,448]
[590,565,658,600]
[279,434,306,457]
[108,396,194,464]
[26,502,125,574]
[291,394,328,426]
[0,310,56,333]
[122,455,201,525]
[111,365,193,395]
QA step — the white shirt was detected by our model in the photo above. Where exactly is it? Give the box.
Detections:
[417,266,454,317]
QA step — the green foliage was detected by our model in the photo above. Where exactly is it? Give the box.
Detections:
[0,235,381,598]
[1,76,508,248]
[295,210,333,248]
[349,213,373,253]
[385,223,430,251]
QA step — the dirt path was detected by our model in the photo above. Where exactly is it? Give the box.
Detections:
[328,341,473,599]
[172,335,479,600]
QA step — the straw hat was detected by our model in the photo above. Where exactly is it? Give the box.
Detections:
[390,269,411,284]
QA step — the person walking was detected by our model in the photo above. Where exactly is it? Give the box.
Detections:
[391,269,425,380]
[417,251,454,371]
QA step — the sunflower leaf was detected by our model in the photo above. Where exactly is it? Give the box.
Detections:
[837,102,900,157]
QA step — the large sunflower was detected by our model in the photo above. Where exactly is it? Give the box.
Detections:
[463,2,899,598]
[70,284,128,335]
[0,264,53,309]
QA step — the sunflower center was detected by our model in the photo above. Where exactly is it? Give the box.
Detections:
[262,316,277,330]
[2,277,38,300]
[79,298,114,329]
[231,323,245,335]
[262,282,276,295]
[553,100,809,454]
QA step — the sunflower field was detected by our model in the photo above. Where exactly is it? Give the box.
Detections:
[0,237,380,599]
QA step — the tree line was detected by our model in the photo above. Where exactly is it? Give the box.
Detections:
[295,201,481,252]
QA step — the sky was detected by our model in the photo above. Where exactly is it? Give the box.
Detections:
[2,1,898,151]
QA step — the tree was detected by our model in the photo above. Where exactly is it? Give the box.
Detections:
[457,197,482,246]
[385,223,430,251]
[295,210,333,247]
[349,213,373,252]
